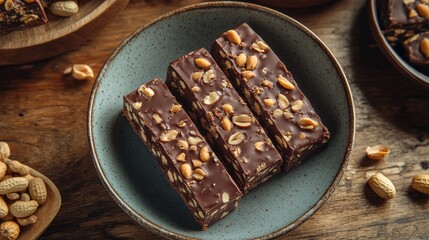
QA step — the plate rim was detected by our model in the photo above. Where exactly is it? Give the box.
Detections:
[87,2,355,239]
[367,0,429,87]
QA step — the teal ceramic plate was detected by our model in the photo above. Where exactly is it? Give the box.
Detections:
[88,2,355,239]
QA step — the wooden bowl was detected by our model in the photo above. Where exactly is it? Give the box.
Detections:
[254,0,337,8]
[0,0,129,66]
[18,168,61,240]
[367,0,429,87]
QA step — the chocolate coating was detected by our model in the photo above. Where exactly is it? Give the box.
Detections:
[402,32,429,66]
[166,48,282,192]
[123,79,242,230]
[0,0,47,35]
[211,23,330,171]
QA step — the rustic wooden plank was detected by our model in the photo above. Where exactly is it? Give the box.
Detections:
[0,0,428,239]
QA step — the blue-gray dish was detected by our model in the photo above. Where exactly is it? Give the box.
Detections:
[88,2,355,239]
[368,0,429,87]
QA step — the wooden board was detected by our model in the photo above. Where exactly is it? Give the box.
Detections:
[0,0,129,66]
[0,0,428,239]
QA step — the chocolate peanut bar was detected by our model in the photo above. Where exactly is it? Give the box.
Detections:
[379,0,429,45]
[402,32,429,66]
[211,23,330,172]
[0,0,47,35]
[123,79,242,230]
[166,48,282,192]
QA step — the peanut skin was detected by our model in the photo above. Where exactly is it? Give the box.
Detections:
[10,200,38,218]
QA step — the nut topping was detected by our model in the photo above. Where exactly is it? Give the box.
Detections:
[365,144,390,160]
[254,141,264,151]
[228,132,245,145]
[188,136,203,145]
[282,132,293,142]
[273,109,283,118]
[170,104,182,113]
[283,110,294,119]
[152,113,163,123]
[298,118,318,129]
[177,120,186,127]
[264,98,275,107]
[277,94,289,109]
[221,104,234,114]
[261,79,272,88]
[203,70,216,83]
[203,92,220,105]
[409,9,418,18]
[199,146,210,162]
[176,153,186,162]
[177,140,189,150]
[192,71,203,81]
[417,3,429,17]
[194,58,211,69]
[193,168,206,181]
[138,86,155,98]
[225,30,241,45]
[236,53,247,67]
[222,192,230,203]
[191,86,201,92]
[291,100,304,112]
[160,130,179,142]
[420,38,429,58]
[221,117,233,132]
[232,114,254,128]
[277,75,295,90]
[246,55,258,70]
[132,101,142,110]
[241,71,255,79]
[252,41,269,53]
[180,163,192,179]
[192,159,203,168]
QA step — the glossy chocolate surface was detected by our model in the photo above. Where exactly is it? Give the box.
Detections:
[211,23,330,171]
[166,48,282,191]
[403,33,429,66]
[123,79,241,213]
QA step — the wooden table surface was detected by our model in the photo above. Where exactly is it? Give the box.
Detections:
[1,0,428,239]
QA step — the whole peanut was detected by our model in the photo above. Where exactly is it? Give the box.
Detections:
[5,160,30,176]
[16,215,37,226]
[0,162,7,180]
[0,221,20,240]
[0,177,29,195]
[0,142,10,160]
[0,196,8,218]
[10,200,38,218]
[29,177,47,205]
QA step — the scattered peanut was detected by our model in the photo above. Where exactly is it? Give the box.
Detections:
[0,221,20,240]
[194,58,211,69]
[180,164,192,179]
[71,64,94,80]
[199,146,210,162]
[365,144,390,160]
[368,173,396,199]
[411,174,429,194]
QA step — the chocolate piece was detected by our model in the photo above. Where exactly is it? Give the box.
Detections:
[211,23,330,172]
[166,48,282,192]
[379,0,429,45]
[123,79,242,230]
[402,32,429,66]
[0,0,47,35]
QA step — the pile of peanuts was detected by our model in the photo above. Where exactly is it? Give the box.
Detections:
[0,142,47,240]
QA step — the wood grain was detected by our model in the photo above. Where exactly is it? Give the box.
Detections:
[0,0,428,239]
[0,0,129,65]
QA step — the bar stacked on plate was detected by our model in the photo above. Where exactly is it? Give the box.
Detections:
[122,23,330,230]
[0,0,47,35]
[211,23,330,171]
[379,0,429,67]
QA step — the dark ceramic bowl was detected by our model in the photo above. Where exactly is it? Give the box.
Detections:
[254,0,337,8]
[88,2,355,239]
[368,0,429,87]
